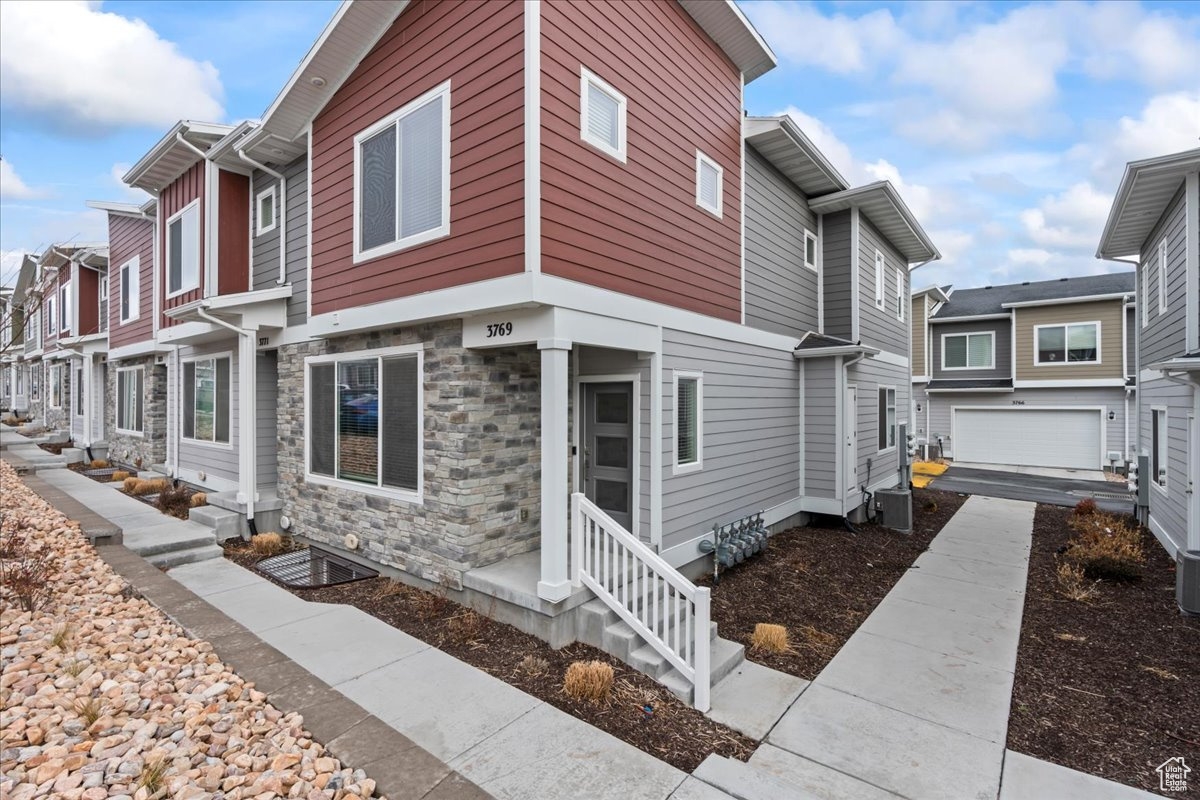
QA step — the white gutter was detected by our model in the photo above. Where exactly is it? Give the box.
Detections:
[237,149,287,285]
[175,132,207,160]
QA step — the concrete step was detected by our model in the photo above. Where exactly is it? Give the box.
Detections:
[123,522,217,557]
[189,504,245,539]
[660,637,745,705]
[147,543,224,569]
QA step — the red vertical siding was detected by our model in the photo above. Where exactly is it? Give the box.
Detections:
[309,0,525,316]
[540,0,742,321]
[77,267,98,335]
[217,170,250,296]
[107,214,155,348]
[160,161,205,328]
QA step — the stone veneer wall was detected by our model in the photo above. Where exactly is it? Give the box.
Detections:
[43,362,69,432]
[276,319,541,589]
[105,357,168,469]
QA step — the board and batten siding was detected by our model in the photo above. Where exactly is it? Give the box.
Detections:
[1014,299,1125,381]
[216,170,250,297]
[309,0,525,316]
[743,146,819,337]
[821,210,853,340]
[77,267,100,336]
[858,214,909,354]
[931,318,1011,380]
[256,351,278,491]
[1140,186,1188,366]
[540,0,742,322]
[849,357,909,496]
[660,329,799,553]
[802,357,837,499]
[160,162,205,329]
[911,296,927,376]
[107,213,155,348]
[173,340,240,490]
[251,156,309,325]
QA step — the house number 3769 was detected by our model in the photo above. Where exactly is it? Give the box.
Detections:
[486,322,513,338]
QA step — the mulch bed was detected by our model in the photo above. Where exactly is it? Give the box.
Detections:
[1008,504,1200,793]
[222,541,755,772]
[37,440,73,455]
[700,488,967,680]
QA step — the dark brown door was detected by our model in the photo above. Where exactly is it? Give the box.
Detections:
[583,382,633,531]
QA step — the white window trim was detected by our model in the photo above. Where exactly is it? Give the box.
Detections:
[59,282,71,332]
[895,266,905,322]
[72,364,84,418]
[352,81,452,265]
[119,256,140,324]
[672,370,704,475]
[303,343,425,504]
[49,364,62,409]
[874,250,885,309]
[166,198,202,299]
[256,185,278,237]
[1141,264,1149,328]
[1151,406,1168,494]
[803,229,819,272]
[877,385,897,454]
[940,331,995,371]
[1157,239,1168,315]
[694,150,723,218]
[115,366,145,437]
[45,295,57,336]
[1033,321,1102,366]
[180,351,234,449]
[579,67,627,163]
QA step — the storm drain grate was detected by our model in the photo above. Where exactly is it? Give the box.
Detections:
[255,546,379,589]
[1069,490,1135,502]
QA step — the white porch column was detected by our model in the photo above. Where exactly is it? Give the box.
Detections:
[236,330,257,518]
[538,338,572,602]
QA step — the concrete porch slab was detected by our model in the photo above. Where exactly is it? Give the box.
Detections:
[999,751,1162,799]
[449,702,684,800]
[706,661,808,740]
[858,595,1022,671]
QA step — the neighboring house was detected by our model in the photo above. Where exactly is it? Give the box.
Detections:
[8,255,39,416]
[911,272,1136,471]
[0,287,13,411]
[1097,147,1199,566]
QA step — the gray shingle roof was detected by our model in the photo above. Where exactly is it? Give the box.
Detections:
[932,272,1134,319]
[795,333,858,350]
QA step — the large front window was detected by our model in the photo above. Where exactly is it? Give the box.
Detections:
[117,368,144,433]
[354,82,450,263]
[943,332,993,370]
[183,356,230,443]
[167,201,200,296]
[307,347,422,498]
[1036,322,1099,364]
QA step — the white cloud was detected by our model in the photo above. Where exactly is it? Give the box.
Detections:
[1007,248,1054,266]
[928,229,973,264]
[1019,182,1113,252]
[0,250,26,288]
[0,158,46,199]
[108,163,153,202]
[745,2,902,75]
[1081,4,1200,85]
[0,1,223,132]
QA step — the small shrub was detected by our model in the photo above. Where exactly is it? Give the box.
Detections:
[130,478,168,496]
[563,660,614,704]
[155,486,193,520]
[89,459,108,469]
[189,492,208,508]
[251,532,284,556]
[749,623,792,654]
[446,609,485,644]
[1066,513,1145,581]
[518,654,550,677]
[112,471,132,484]
[74,697,107,726]
[1,546,57,612]
[410,586,450,621]
[138,756,168,794]
[1056,561,1099,602]
[1072,498,1098,517]
[923,499,939,514]
[0,519,29,559]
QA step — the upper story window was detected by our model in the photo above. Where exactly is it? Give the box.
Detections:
[45,295,57,336]
[942,332,993,370]
[1035,322,1099,365]
[354,81,451,264]
[119,257,140,324]
[877,387,896,451]
[580,68,626,162]
[673,371,703,474]
[59,282,70,332]
[167,200,201,297]
[1141,265,1149,328]
[874,250,885,309]
[804,230,818,272]
[99,276,108,333]
[695,151,723,218]
[183,355,231,444]
[1157,239,1168,315]
[256,186,277,236]
[895,267,904,322]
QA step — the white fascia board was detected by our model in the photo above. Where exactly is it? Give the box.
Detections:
[929,313,1011,323]
[108,340,172,361]
[793,345,878,359]
[1001,292,1132,309]
[1013,379,1128,388]
[926,386,1014,394]
[1097,147,1200,259]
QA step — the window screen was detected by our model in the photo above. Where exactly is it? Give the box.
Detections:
[184,357,230,442]
[215,357,230,443]
[360,126,397,252]
[1037,326,1065,363]
[168,218,183,293]
[381,356,419,490]
[677,378,698,466]
[259,191,275,230]
[1066,324,1097,362]
[337,359,379,484]
[875,252,885,307]
[169,205,199,294]
[310,364,336,476]
[183,361,195,439]
[1152,410,1167,487]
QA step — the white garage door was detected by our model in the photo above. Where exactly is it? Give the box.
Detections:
[953,408,1102,470]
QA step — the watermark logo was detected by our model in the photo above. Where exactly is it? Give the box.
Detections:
[1156,756,1190,793]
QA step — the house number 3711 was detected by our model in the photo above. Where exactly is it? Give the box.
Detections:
[486,322,513,338]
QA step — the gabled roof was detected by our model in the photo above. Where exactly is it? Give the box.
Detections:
[86,200,151,220]
[929,272,1135,319]
[808,181,940,264]
[793,331,880,358]
[123,120,236,193]
[1097,148,1200,260]
[745,115,849,197]
[37,243,108,271]
[676,1,777,82]
[12,255,37,304]
[912,285,951,303]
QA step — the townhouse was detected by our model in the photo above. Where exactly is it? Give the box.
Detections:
[911,272,1137,471]
[1097,147,1199,606]
[4,255,38,416]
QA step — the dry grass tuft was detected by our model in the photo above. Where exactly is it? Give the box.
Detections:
[189,492,208,507]
[1054,632,1088,642]
[128,478,169,496]
[112,471,132,484]
[749,622,792,654]
[796,624,835,653]
[75,697,107,726]
[1066,513,1145,581]
[138,756,168,794]
[517,654,550,677]
[50,623,73,650]
[446,609,485,644]
[89,459,108,469]
[374,578,408,599]
[62,660,86,677]
[1140,665,1179,681]
[251,532,284,556]
[409,586,450,621]
[1056,561,1099,602]
[563,660,614,704]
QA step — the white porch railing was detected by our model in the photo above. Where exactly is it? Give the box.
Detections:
[570,492,711,711]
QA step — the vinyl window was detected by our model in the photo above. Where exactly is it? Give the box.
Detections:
[306,346,422,501]
[673,371,703,474]
[183,356,231,444]
[119,257,140,323]
[1152,408,1167,490]
[1157,239,1168,315]
[49,364,63,409]
[1035,322,1099,365]
[256,186,277,236]
[942,332,993,370]
[167,200,201,296]
[695,151,723,217]
[580,68,627,162]
[1141,266,1149,328]
[877,387,896,451]
[874,250,885,309]
[804,230,819,272]
[99,276,108,333]
[59,283,70,333]
[73,364,83,417]
[895,267,905,322]
[116,368,144,434]
[353,81,451,263]
[45,296,57,336]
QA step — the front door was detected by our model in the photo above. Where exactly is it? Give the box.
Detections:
[583,382,633,531]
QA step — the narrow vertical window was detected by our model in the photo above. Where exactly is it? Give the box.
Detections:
[167,202,200,296]
[1152,408,1167,489]
[46,296,56,335]
[119,257,139,323]
[99,276,108,333]
[804,230,819,272]
[256,186,277,236]
[60,283,70,332]
[878,387,897,451]
[674,372,703,473]
[117,368,145,433]
[580,68,627,162]
[695,151,723,217]
[1158,239,1168,315]
[874,251,885,308]
[895,267,905,321]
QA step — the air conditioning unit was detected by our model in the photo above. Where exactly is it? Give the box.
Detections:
[875,488,912,533]
[1177,550,1200,616]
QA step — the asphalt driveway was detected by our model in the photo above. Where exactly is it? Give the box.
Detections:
[930,465,1135,514]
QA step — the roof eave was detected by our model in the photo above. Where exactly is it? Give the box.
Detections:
[809,181,940,264]
[1096,147,1200,260]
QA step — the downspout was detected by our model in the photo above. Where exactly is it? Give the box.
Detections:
[195,306,257,532]
[236,150,287,285]
[841,350,868,530]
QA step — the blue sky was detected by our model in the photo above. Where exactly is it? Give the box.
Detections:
[1,0,1198,292]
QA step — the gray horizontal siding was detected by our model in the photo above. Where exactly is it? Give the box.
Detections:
[257,351,278,491]
[931,318,1012,380]
[744,146,819,337]
[858,213,909,353]
[251,155,308,325]
[848,357,910,496]
[822,210,852,340]
[175,339,240,487]
[1139,186,1187,365]
[1139,376,1192,553]
[661,329,799,552]
[803,357,837,498]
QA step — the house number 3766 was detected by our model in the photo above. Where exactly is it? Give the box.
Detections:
[486,322,513,338]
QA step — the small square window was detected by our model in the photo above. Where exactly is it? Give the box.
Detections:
[580,68,627,162]
[804,230,818,271]
[256,186,277,236]
[695,151,722,217]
